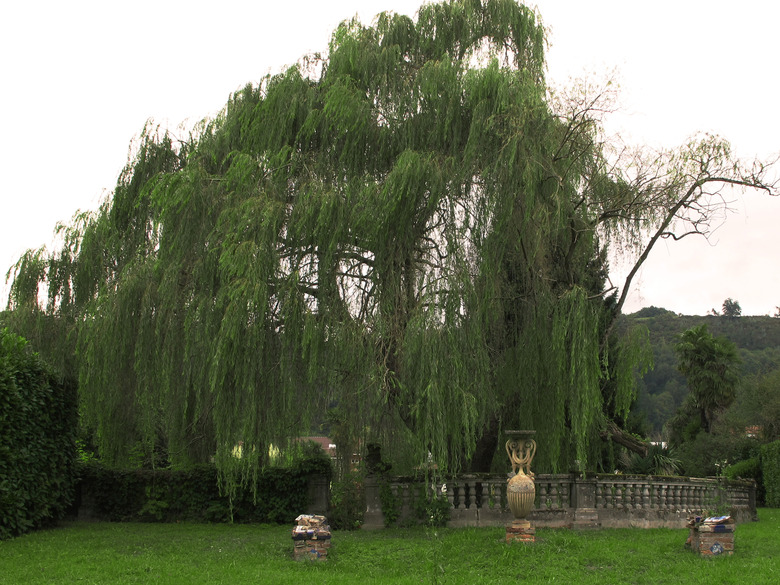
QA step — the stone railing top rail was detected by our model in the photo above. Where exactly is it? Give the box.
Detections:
[372,472,755,487]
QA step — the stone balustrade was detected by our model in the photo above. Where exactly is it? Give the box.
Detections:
[362,473,757,530]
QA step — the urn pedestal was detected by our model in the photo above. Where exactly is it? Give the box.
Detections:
[505,431,536,543]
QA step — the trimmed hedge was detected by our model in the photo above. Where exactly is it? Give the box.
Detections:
[762,440,780,508]
[76,459,329,524]
[0,329,78,539]
[725,457,764,505]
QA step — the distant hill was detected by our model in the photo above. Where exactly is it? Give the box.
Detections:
[624,306,780,349]
[619,307,780,436]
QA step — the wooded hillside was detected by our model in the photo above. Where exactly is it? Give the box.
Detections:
[622,307,780,435]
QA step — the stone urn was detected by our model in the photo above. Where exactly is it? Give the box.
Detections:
[505,430,536,527]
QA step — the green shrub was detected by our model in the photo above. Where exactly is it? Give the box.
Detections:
[762,440,780,508]
[674,431,760,477]
[376,478,451,528]
[0,329,78,540]
[329,471,365,530]
[288,440,333,478]
[725,457,764,505]
[624,445,681,476]
[413,487,451,528]
[378,478,402,527]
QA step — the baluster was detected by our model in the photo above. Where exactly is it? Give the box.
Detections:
[464,480,475,509]
[723,485,731,510]
[704,484,714,512]
[488,479,500,510]
[457,480,465,509]
[595,482,604,509]
[640,482,649,509]
[561,480,571,509]
[537,481,548,510]
[620,483,631,510]
[657,484,667,510]
[619,483,628,510]
[688,485,698,511]
[445,480,455,510]
[462,480,471,510]
[605,482,615,509]
[602,482,611,509]
[482,480,493,510]
[549,482,559,509]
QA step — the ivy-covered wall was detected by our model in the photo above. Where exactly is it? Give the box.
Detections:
[0,329,78,539]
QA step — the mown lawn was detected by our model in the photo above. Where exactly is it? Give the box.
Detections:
[1,509,777,584]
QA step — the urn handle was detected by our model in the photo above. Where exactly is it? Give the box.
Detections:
[505,437,536,478]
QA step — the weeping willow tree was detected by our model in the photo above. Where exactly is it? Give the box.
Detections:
[5,0,777,480]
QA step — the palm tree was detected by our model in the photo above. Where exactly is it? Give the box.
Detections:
[675,325,740,433]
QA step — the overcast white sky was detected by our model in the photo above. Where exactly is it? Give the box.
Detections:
[2,0,778,316]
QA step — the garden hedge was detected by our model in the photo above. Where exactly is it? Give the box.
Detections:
[75,452,331,523]
[762,440,780,508]
[0,329,78,539]
[725,457,764,505]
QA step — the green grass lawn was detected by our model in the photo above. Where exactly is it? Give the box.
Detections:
[1,509,778,584]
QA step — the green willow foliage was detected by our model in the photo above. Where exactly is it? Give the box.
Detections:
[5,0,777,482]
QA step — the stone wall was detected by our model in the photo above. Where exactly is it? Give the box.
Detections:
[362,473,757,530]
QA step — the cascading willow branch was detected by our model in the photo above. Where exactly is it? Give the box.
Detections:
[5,0,777,482]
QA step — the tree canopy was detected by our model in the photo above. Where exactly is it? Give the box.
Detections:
[722,298,742,318]
[674,324,741,434]
[4,0,778,481]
